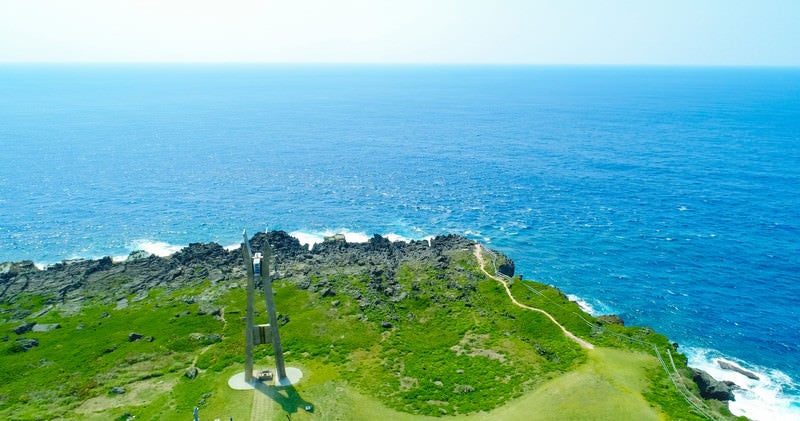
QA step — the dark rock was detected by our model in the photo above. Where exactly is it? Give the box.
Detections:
[14,337,39,352]
[381,321,393,328]
[100,312,110,319]
[2,335,8,342]
[110,386,126,395]
[0,231,497,330]
[331,300,340,307]
[104,346,118,354]
[185,366,199,379]
[498,259,515,277]
[718,360,760,380]
[127,250,151,261]
[85,256,113,276]
[368,234,392,250]
[691,368,735,401]
[264,231,310,260]
[13,322,36,334]
[129,332,144,342]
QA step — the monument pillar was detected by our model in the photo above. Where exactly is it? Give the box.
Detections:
[242,233,257,383]
[242,230,287,384]
[259,240,287,380]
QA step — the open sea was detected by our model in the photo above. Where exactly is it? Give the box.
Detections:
[1,65,798,419]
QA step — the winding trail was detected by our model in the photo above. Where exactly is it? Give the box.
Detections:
[474,244,594,350]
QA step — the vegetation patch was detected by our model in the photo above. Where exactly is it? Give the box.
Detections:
[0,234,743,420]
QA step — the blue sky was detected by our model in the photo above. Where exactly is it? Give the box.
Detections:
[1,0,798,65]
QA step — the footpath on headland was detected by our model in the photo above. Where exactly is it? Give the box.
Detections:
[474,244,594,350]
[474,243,729,420]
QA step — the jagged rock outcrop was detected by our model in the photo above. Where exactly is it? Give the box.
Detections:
[691,368,737,401]
[0,231,489,316]
[718,360,760,380]
[498,260,515,277]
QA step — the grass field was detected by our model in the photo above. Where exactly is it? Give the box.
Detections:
[126,347,666,421]
[1,248,739,420]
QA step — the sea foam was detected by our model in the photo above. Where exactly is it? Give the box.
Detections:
[129,239,185,257]
[223,243,241,252]
[567,294,597,315]
[288,230,420,249]
[686,347,800,421]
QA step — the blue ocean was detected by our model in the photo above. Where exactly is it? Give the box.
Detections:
[1,65,798,419]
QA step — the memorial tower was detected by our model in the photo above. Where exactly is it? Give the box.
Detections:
[242,230,287,384]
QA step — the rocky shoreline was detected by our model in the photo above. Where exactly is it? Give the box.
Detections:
[1,231,739,407]
[1,231,501,317]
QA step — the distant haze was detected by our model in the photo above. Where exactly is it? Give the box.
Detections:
[0,0,798,65]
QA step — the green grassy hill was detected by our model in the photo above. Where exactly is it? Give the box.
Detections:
[1,240,743,420]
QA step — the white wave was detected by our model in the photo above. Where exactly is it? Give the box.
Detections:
[111,254,129,263]
[289,231,326,249]
[685,347,800,421]
[342,231,370,243]
[289,229,428,250]
[385,233,412,243]
[567,294,597,315]
[129,239,184,257]
[223,243,241,251]
[34,262,47,270]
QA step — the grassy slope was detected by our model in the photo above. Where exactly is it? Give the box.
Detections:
[0,249,739,420]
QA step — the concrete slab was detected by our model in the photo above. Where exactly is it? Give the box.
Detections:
[228,366,303,390]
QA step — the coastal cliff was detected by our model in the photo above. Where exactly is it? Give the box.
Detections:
[0,232,477,309]
[0,232,742,420]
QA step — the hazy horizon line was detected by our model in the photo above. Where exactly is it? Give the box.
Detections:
[2,61,799,69]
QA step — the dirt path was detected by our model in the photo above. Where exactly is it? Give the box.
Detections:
[474,244,594,350]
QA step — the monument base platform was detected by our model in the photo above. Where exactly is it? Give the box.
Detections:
[228,366,303,390]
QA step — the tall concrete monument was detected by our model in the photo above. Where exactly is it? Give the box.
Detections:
[242,230,287,384]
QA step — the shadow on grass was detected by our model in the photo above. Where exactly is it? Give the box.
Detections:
[253,381,313,418]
